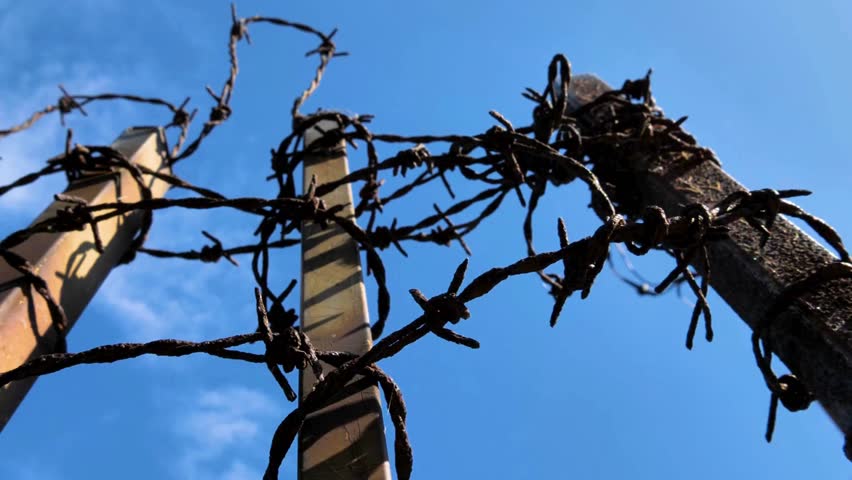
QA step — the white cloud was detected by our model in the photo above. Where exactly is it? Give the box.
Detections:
[100,274,176,340]
[220,461,262,480]
[97,259,230,341]
[173,385,280,480]
[91,203,265,344]
[185,386,277,445]
[185,387,276,448]
[0,64,119,217]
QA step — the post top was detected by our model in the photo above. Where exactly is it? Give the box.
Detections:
[304,119,342,148]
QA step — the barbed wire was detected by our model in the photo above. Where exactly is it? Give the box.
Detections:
[1,4,850,478]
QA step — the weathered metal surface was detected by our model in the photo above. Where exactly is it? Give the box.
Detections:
[568,76,852,450]
[0,127,170,430]
[299,120,391,479]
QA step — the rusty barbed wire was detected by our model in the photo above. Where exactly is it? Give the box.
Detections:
[1,3,851,478]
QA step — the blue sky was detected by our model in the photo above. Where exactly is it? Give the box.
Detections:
[1,1,851,479]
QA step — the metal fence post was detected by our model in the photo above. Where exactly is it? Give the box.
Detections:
[0,127,170,430]
[299,119,391,479]
[568,75,852,456]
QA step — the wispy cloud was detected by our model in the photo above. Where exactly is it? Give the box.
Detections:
[220,461,263,480]
[172,385,280,480]
[0,0,191,220]
[96,255,253,342]
[0,64,119,217]
[183,386,277,448]
[99,270,180,340]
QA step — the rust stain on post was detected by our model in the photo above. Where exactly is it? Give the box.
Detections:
[569,76,852,452]
[0,127,170,430]
[299,119,391,479]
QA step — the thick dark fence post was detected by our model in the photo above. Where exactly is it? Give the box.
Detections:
[568,75,852,457]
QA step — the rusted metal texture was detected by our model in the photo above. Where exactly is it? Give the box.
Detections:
[569,75,852,445]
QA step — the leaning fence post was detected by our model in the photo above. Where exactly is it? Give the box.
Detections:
[567,75,852,457]
[298,119,391,479]
[0,127,170,430]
